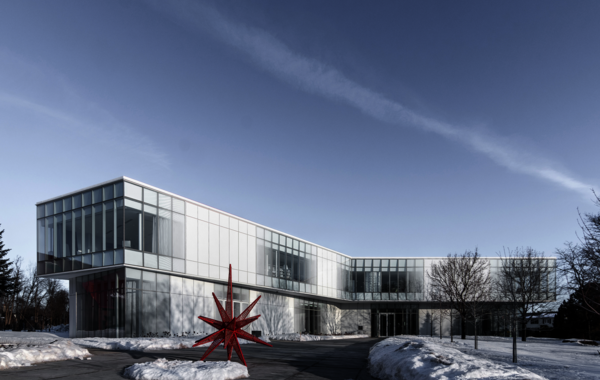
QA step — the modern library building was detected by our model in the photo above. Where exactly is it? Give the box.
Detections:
[36,177,555,339]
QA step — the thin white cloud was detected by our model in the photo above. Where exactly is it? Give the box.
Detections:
[0,49,170,170]
[151,0,594,196]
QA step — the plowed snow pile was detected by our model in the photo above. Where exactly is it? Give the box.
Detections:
[0,340,90,369]
[268,333,368,341]
[123,358,249,380]
[369,336,545,380]
[73,334,265,351]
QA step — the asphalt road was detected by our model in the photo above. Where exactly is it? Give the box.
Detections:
[0,337,383,379]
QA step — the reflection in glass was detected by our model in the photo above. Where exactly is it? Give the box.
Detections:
[143,206,157,253]
[84,207,92,254]
[105,201,114,250]
[65,212,73,256]
[159,209,172,256]
[104,184,114,200]
[116,199,124,249]
[124,200,142,250]
[94,205,103,252]
[83,191,92,207]
[173,213,184,259]
[55,214,63,258]
[37,218,45,260]
[46,216,54,258]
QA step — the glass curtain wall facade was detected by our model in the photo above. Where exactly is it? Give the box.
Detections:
[37,177,557,338]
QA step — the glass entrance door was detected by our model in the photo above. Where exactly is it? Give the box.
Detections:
[379,313,395,337]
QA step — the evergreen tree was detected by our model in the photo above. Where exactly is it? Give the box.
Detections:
[0,224,14,297]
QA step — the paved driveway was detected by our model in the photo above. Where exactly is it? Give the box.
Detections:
[0,337,382,379]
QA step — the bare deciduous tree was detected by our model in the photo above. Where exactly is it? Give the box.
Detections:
[427,249,491,349]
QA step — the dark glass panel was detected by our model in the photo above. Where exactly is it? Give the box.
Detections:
[45,216,54,259]
[93,252,103,267]
[45,202,54,216]
[73,255,82,270]
[83,191,92,207]
[293,255,299,281]
[124,202,142,250]
[94,205,103,252]
[116,199,124,249]
[398,271,407,293]
[37,218,45,259]
[84,207,92,254]
[54,200,63,214]
[104,184,114,200]
[93,188,102,204]
[356,272,365,292]
[105,201,114,250]
[382,271,390,293]
[73,194,82,209]
[83,253,92,269]
[390,271,399,293]
[37,204,45,219]
[37,262,45,275]
[64,197,72,211]
[64,257,72,271]
[55,214,63,258]
[143,207,157,253]
[55,259,63,273]
[65,212,73,256]
[74,209,83,255]
[115,182,124,197]
[45,261,54,274]
[115,249,124,264]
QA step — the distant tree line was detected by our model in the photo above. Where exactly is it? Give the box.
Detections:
[0,224,69,331]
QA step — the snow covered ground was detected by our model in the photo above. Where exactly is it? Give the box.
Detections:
[123,358,249,380]
[73,334,268,351]
[370,335,600,380]
[0,340,90,369]
[268,333,369,341]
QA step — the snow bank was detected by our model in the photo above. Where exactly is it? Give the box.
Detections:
[0,340,90,369]
[73,335,263,352]
[268,333,368,342]
[369,336,546,380]
[123,358,249,380]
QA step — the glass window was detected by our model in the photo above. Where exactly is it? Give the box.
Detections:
[37,218,45,259]
[37,205,45,219]
[143,205,158,253]
[126,268,142,287]
[54,200,63,214]
[64,197,72,211]
[159,193,171,210]
[45,216,54,258]
[124,182,142,201]
[173,198,185,214]
[93,188,102,204]
[171,276,183,294]
[46,202,54,216]
[73,194,82,209]
[105,201,115,250]
[115,182,124,197]
[83,191,92,207]
[55,214,63,258]
[116,199,124,249]
[265,230,272,242]
[173,213,185,259]
[157,273,170,292]
[159,209,172,256]
[82,253,92,269]
[104,184,114,200]
[159,255,171,270]
[143,188,158,205]
[83,207,92,254]
[93,205,103,252]
[143,271,156,291]
[124,200,143,250]
[64,212,73,256]
[72,255,81,270]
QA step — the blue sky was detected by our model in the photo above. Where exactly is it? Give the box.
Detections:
[1,1,599,267]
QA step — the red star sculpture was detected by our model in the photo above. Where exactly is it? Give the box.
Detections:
[193,264,272,366]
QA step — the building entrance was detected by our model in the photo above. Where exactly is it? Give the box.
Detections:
[372,304,419,337]
[379,313,395,336]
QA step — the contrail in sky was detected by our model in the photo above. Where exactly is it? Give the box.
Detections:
[151,1,595,196]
